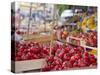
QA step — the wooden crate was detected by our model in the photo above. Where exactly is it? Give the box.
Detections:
[67,36,97,50]
[12,35,55,73]
[12,59,46,73]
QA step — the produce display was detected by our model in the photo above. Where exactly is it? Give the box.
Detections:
[84,31,97,47]
[42,43,97,71]
[11,2,97,73]
[70,30,97,47]
[82,15,96,31]
[16,42,50,61]
[15,41,97,71]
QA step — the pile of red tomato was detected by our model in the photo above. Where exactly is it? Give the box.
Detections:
[15,41,97,71]
[42,43,97,71]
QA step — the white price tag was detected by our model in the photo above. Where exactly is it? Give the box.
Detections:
[66,36,84,46]
[66,36,97,50]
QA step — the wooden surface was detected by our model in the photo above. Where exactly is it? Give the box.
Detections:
[23,34,57,43]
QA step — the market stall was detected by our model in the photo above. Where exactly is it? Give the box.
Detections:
[11,2,97,73]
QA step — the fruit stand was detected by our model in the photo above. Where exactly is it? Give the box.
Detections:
[11,2,97,73]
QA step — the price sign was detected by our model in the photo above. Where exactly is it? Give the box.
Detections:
[66,36,85,46]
